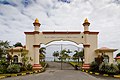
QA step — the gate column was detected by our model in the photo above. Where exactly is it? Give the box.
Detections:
[82,18,91,69]
[82,44,90,69]
[33,45,42,70]
[32,18,42,70]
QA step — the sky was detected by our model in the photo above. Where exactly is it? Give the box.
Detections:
[0,0,120,57]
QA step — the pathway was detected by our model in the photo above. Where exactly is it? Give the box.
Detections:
[2,62,120,80]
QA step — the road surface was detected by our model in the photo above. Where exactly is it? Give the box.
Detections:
[2,62,120,80]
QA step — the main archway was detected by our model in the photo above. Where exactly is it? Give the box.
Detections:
[42,40,83,70]
[24,18,99,70]
[43,40,83,61]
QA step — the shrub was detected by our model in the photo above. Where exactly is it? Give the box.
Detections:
[99,63,119,74]
[27,64,32,71]
[117,63,120,70]
[90,61,99,72]
[0,65,7,74]
[99,62,110,73]
[20,66,27,71]
[0,60,9,73]
[40,62,46,67]
[7,64,21,73]
[107,64,119,74]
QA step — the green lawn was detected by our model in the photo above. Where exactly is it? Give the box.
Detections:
[69,62,83,67]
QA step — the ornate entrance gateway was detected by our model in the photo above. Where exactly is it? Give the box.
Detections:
[24,18,99,70]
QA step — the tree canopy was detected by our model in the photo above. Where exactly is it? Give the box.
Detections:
[74,49,84,64]
[116,53,120,57]
[14,42,23,47]
[39,47,46,54]
[0,40,11,59]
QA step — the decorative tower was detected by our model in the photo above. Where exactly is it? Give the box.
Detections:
[82,18,91,70]
[32,18,42,70]
[33,18,41,32]
[83,18,90,32]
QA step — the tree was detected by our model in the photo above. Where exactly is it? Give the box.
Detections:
[66,49,72,62]
[66,49,72,54]
[72,53,78,61]
[39,47,46,62]
[116,53,120,57]
[21,49,28,65]
[39,53,45,62]
[74,49,84,64]
[59,49,71,62]
[6,53,13,64]
[20,48,29,71]
[14,42,23,47]
[62,53,69,61]
[53,51,59,61]
[39,47,46,54]
[0,40,11,60]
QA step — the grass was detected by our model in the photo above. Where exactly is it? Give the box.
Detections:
[69,62,83,67]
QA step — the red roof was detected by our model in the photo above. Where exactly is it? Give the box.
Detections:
[115,56,120,59]
[99,47,110,50]
[95,47,117,52]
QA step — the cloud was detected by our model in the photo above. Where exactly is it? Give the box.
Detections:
[0,0,120,56]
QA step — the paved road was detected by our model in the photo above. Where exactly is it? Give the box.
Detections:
[2,62,120,80]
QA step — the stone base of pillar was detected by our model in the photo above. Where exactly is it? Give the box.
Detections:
[82,64,90,70]
[33,64,42,70]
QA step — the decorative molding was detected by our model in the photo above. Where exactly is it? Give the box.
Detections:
[83,44,90,47]
[24,31,40,35]
[34,31,40,34]
[33,23,41,27]
[83,31,99,35]
[83,31,89,34]
[8,48,28,52]
[82,64,90,69]
[89,32,99,34]
[42,32,81,34]
[33,45,40,47]
[33,64,42,67]
[33,64,42,70]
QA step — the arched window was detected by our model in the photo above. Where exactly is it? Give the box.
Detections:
[103,55,109,63]
[13,55,18,63]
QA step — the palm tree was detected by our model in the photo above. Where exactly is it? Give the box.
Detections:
[60,49,66,55]
[39,47,46,54]
[39,47,46,62]
[72,53,78,62]
[67,55,71,62]
[74,49,84,64]
[58,49,67,61]
[66,49,72,54]
[53,51,59,62]
[62,53,69,61]
[0,40,10,60]
[39,53,45,62]
[66,49,72,62]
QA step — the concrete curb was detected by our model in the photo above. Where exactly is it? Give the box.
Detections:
[0,63,47,79]
[0,76,6,79]
[81,69,120,78]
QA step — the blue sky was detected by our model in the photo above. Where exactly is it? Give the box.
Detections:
[0,0,120,56]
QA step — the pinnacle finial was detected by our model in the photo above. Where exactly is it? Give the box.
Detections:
[83,18,90,26]
[34,18,39,23]
[84,18,89,23]
[33,18,41,27]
